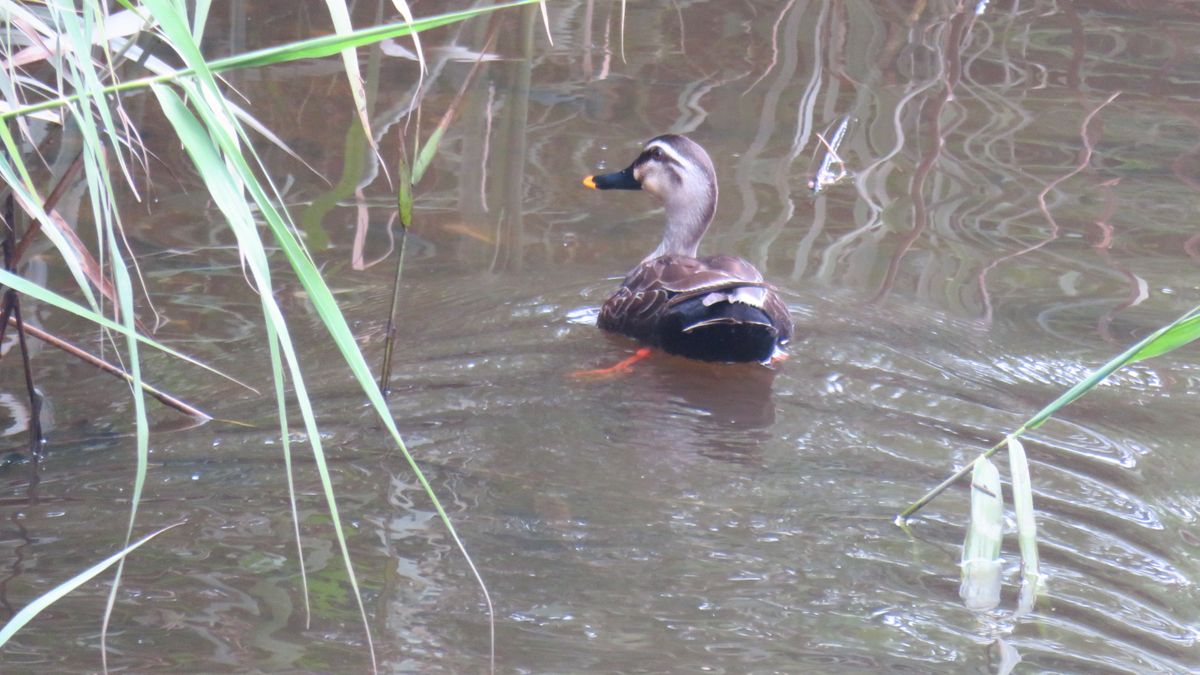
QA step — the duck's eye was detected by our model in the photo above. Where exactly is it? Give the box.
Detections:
[650,147,664,160]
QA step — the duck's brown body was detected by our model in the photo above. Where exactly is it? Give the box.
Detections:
[599,254,792,362]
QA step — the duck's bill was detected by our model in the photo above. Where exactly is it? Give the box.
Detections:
[582,166,641,190]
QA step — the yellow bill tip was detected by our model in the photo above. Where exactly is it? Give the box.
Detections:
[582,175,597,189]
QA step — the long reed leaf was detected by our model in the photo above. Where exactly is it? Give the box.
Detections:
[98,193,150,670]
[389,0,426,114]
[2,0,543,123]
[0,521,184,648]
[150,76,374,664]
[147,23,505,674]
[900,302,1200,521]
[158,65,501,669]
[48,2,139,192]
[1129,312,1200,362]
[0,124,101,312]
[0,269,253,391]
[323,0,377,162]
[1,1,540,664]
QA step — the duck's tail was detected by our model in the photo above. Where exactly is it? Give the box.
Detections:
[660,290,781,363]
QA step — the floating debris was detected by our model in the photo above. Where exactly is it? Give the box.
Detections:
[807,115,854,195]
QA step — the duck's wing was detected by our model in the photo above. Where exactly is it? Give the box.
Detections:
[599,255,793,345]
[596,258,679,343]
[687,255,792,345]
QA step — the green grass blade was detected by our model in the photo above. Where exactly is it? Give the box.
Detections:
[0,0,546,661]
[410,124,445,186]
[0,521,184,648]
[410,31,494,186]
[0,126,101,312]
[162,70,501,671]
[137,0,507,660]
[323,0,376,159]
[150,76,382,670]
[139,0,369,626]
[397,140,413,228]
[265,319,311,627]
[2,0,544,123]
[49,2,139,192]
[1129,312,1200,362]
[33,10,157,660]
[0,269,256,392]
[1025,303,1200,430]
[901,302,1200,521]
[98,205,151,669]
[190,0,213,40]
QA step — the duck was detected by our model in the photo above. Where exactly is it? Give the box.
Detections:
[583,134,792,364]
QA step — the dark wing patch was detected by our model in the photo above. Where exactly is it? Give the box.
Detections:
[600,254,794,350]
[598,273,673,343]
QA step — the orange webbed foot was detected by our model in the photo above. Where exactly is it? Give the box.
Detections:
[569,347,653,379]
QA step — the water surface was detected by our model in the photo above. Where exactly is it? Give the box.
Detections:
[2,0,1200,672]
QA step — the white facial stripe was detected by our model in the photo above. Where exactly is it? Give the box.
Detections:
[645,140,688,167]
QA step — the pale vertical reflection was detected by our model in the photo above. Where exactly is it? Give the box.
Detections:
[817,66,940,283]
[0,393,32,438]
[496,3,537,272]
[790,188,825,281]
[671,72,742,136]
[731,0,809,238]
[480,82,496,214]
[458,72,491,220]
[745,0,823,272]
[669,4,754,134]
[581,0,594,77]
[753,0,830,272]
[949,13,1035,317]
[871,8,973,303]
[978,92,1121,324]
[598,4,613,81]
[742,0,800,95]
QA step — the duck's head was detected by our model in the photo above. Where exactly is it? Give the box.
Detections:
[584,134,718,259]
[584,134,716,199]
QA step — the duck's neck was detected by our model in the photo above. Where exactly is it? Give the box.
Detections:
[643,189,717,262]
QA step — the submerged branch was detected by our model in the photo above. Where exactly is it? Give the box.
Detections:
[4,315,211,420]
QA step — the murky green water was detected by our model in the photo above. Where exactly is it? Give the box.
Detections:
[3,0,1200,671]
